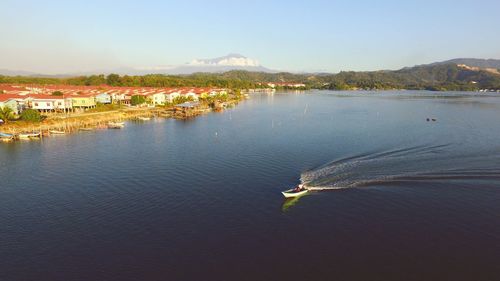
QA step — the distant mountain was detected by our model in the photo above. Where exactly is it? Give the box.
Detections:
[189,53,260,67]
[123,54,275,75]
[0,69,40,76]
[137,64,274,75]
[0,54,276,76]
[431,58,500,69]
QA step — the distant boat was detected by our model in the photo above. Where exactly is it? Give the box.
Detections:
[282,184,309,198]
[108,122,125,129]
[49,130,66,135]
[79,127,95,131]
[137,116,151,121]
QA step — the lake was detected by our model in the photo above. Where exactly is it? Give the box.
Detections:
[1,90,500,281]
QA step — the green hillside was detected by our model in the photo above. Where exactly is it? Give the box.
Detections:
[1,62,499,91]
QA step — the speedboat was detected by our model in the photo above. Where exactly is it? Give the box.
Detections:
[49,130,66,135]
[282,184,308,198]
[137,116,151,121]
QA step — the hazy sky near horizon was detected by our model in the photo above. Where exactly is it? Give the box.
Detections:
[1,0,500,74]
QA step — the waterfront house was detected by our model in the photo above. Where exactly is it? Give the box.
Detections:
[174,101,204,118]
[180,89,199,101]
[147,92,166,106]
[175,101,201,109]
[121,94,132,106]
[8,95,32,114]
[0,94,21,114]
[30,95,72,113]
[109,91,127,104]
[208,88,228,97]
[71,94,96,111]
[95,93,112,104]
[165,89,181,103]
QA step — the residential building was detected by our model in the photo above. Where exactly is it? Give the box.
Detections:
[165,89,181,103]
[95,93,112,104]
[71,94,96,110]
[0,94,21,114]
[147,92,166,105]
[180,89,199,101]
[30,95,72,112]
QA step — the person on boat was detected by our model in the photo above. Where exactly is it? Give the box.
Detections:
[294,185,304,192]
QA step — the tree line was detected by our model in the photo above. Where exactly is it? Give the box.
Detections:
[0,73,263,89]
[1,63,499,91]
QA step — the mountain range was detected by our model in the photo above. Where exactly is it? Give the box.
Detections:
[1,56,499,91]
[0,54,274,77]
[1,55,499,78]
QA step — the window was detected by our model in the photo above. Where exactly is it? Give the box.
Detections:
[47,102,50,106]
[35,103,38,106]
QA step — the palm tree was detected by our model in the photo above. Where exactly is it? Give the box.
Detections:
[0,106,14,123]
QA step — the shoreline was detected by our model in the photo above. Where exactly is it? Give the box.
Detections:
[0,98,242,139]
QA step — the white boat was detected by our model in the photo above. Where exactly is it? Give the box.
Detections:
[49,130,66,135]
[18,132,41,139]
[0,132,14,142]
[282,184,308,198]
[137,116,151,121]
[108,122,125,129]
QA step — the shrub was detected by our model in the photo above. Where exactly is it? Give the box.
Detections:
[20,109,42,122]
[131,95,146,106]
[0,106,14,122]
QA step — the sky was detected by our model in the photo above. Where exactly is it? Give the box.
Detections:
[1,0,500,74]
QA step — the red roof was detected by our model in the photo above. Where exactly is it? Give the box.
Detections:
[0,94,24,102]
[29,95,67,100]
[1,84,228,99]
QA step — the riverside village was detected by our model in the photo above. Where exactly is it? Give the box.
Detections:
[0,84,245,141]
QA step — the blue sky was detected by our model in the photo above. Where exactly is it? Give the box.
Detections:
[1,0,499,74]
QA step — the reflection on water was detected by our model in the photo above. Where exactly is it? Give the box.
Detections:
[281,194,309,212]
[281,196,301,212]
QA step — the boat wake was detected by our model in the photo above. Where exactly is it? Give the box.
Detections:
[300,143,500,190]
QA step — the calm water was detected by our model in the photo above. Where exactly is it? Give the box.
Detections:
[1,91,500,281]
